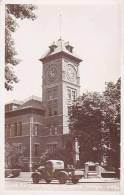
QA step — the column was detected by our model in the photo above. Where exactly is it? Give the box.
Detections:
[95,163,101,178]
[84,162,89,178]
[73,137,79,167]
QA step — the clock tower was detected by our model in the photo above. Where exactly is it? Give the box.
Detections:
[40,39,82,148]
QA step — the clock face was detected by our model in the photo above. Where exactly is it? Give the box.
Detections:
[66,65,76,82]
[47,66,57,82]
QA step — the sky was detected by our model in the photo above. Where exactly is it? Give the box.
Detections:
[5,1,121,102]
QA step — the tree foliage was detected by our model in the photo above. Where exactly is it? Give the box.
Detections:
[5,4,37,90]
[69,92,106,163]
[104,78,120,126]
[69,78,120,169]
[5,143,25,169]
[103,78,120,171]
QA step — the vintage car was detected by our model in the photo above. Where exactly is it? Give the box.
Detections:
[31,160,83,184]
[5,169,21,178]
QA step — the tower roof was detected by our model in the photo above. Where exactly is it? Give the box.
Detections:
[40,39,82,63]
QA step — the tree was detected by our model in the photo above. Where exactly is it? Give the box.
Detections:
[69,92,106,164]
[69,78,120,172]
[103,78,120,173]
[5,143,25,169]
[5,4,37,90]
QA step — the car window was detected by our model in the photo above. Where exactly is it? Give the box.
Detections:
[56,162,62,165]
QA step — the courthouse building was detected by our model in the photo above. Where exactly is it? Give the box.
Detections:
[5,38,82,170]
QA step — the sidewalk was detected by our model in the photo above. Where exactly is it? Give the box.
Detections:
[20,172,32,178]
[79,177,119,183]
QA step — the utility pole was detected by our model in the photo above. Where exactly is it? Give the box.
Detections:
[29,114,33,172]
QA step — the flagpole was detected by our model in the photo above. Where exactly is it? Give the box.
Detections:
[59,14,62,39]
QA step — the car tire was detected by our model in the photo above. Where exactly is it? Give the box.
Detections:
[58,176,67,184]
[32,176,39,184]
[45,179,52,184]
[59,178,66,184]
[57,172,68,184]
[72,178,79,184]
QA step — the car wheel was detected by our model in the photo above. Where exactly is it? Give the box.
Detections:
[58,176,67,184]
[45,179,52,184]
[32,176,39,184]
[72,178,79,184]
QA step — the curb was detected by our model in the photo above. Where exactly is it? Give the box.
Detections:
[5,177,120,183]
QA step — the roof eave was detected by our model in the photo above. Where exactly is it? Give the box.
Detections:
[39,51,82,64]
[5,106,45,114]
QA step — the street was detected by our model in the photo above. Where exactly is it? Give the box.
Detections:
[5,173,120,191]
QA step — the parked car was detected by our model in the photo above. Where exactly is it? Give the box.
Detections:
[31,160,83,184]
[5,169,21,178]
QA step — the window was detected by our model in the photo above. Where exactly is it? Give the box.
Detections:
[53,87,58,98]
[8,124,12,137]
[10,124,15,137]
[49,126,54,135]
[56,161,63,165]
[53,100,58,115]
[48,107,52,116]
[49,126,58,135]
[54,127,58,135]
[8,122,23,137]
[68,106,72,115]
[46,87,58,100]
[14,123,18,136]
[67,88,77,101]
[47,89,52,100]
[48,100,58,116]
[49,127,52,135]
[5,124,11,137]
[72,90,76,101]
[18,122,22,136]
[18,143,24,151]
[68,89,71,100]
[33,124,38,136]
[53,87,56,98]
[47,144,57,153]
[34,143,40,156]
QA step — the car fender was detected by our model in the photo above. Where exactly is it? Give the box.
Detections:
[72,170,84,179]
[56,170,68,179]
[31,171,41,178]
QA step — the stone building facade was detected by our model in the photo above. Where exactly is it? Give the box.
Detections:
[5,39,82,170]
